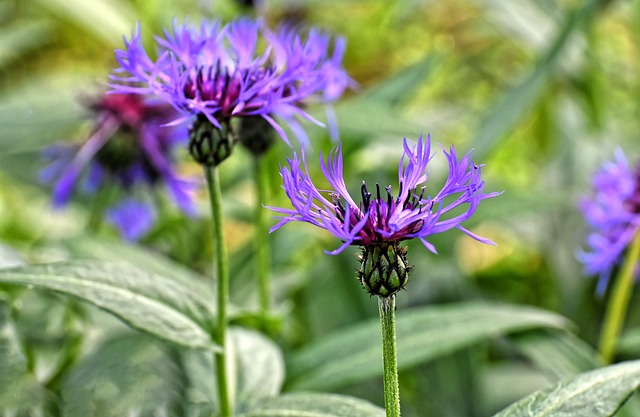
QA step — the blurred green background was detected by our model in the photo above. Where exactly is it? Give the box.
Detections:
[1,0,640,416]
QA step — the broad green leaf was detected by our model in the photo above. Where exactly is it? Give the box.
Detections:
[618,327,640,356]
[62,236,212,297]
[239,393,385,417]
[0,301,47,413]
[34,0,136,45]
[470,0,602,161]
[512,330,640,417]
[0,19,52,67]
[363,54,437,106]
[0,261,218,350]
[0,243,25,269]
[234,327,285,413]
[183,327,285,415]
[62,332,181,417]
[512,330,602,379]
[286,302,569,390]
[493,360,640,417]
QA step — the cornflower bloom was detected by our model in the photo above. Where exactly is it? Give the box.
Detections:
[40,93,196,240]
[580,150,640,293]
[269,135,499,297]
[110,18,352,166]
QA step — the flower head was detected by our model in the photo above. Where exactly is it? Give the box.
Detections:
[110,18,352,159]
[579,150,640,293]
[269,135,499,296]
[40,93,196,240]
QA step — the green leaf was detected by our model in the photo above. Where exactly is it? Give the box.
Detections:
[0,261,218,351]
[512,330,602,379]
[286,302,569,390]
[62,236,212,297]
[363,54,437,106]
[0,19,52,67]
[183,327,285,415]
[0,243,25,269]
[618,327,640,356]
[61,332,181,417]
[239,393,385,417]
[0,302,47,413]
[470,0,603,161]
[511,330,640,417]
[493,360,640,417]
[34,0,136,45]
[233,327,285,413]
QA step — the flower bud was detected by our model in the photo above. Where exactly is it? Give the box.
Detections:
[189,115,235,167]
[357,243,411,297]
[239,116,277,157]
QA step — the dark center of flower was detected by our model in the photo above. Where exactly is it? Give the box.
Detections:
[182,64,273,117]
[94,130,163,186]
[332,181,428,246]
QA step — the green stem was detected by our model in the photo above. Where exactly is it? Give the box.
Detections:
[379,295,401,417]
[599,230,640,363]
[253,155,271,316]
[86,183,114,233]
[204,166,232,417]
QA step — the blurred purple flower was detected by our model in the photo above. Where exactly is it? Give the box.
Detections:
[106,199,157,241]
[580,150,640,293]
[41,93,197,239]
[269,134,500,255]
[110,18,353,146]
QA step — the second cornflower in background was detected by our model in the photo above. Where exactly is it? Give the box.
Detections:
[41,93,196,241]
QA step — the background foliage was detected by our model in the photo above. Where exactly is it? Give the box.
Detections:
[1,0,640,416]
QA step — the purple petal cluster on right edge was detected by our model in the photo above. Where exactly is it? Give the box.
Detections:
[580,150,640,293]
[268,134,501,255]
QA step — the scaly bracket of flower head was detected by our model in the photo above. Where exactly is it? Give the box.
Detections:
[268,134,500,296]
[580,149,640,293]
[239,116,277,157]
[110,18,354,149]
[189,115,236,167]
[358,242,412,297]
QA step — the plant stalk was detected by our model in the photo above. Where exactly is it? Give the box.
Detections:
[599,230,640,363]
[204,166,232,417]
[253,155,271,316]
[379,295,401,417]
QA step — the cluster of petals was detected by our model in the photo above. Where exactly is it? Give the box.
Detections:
[269,135,500,254]
[110,18,352,145]
[580,150,640,293]
[40,93,196,240]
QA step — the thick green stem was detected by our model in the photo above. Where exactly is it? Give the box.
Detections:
[204,166,232,417]
[599,231,640,363]
[379,295,401,417]
[253,155,271,316]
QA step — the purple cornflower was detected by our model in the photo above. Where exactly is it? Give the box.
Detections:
[110,18,352,165]
[41,93,196,240]
[269,135,499,297]
[580,150,640,293]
